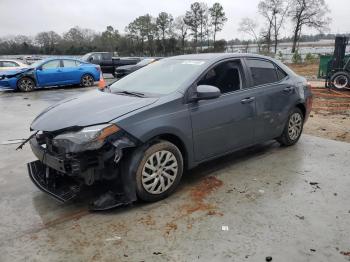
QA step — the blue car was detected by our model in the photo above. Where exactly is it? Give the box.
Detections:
[0,58,101,92]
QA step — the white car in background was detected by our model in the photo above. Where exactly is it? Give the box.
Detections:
[0,59,28,71]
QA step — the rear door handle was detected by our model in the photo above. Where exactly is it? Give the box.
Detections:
[241,97,255,104]
[283,86,294,93]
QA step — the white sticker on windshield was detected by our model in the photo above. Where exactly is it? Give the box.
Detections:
[182,60,205,65]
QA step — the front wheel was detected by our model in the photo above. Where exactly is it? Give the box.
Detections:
[80,74,94,87]
[17,77,36,92]
[277,108,304,146]
[135,140,183,202]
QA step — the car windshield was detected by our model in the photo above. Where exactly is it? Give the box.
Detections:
[110,59,206,95]
[81,53,92,61]
[137,58,155,66]
[30,60,46,68]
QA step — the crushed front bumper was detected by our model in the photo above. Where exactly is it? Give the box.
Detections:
[27,134,138,208]
[28,160,81,202]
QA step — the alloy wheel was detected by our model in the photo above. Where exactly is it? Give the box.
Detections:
[288,112,302,141]
[82,75,94,87]
[19,79,34,91]
[141,150,178,194]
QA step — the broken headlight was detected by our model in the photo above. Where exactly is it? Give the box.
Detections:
[52,124,120,152]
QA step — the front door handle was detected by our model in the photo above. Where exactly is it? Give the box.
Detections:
[241,97,255,104]
[283,86,294,93]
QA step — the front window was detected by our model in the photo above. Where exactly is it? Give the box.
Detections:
[110,59,206,95]
[42,60,60,70]
[198,60,243,93]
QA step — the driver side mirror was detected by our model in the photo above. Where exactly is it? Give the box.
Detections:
[37,66,42,71]
[192,85,221,101]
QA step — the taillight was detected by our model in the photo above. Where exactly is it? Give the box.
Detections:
[95,66,101,72]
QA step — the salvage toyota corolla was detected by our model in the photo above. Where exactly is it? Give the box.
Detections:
[26,53,312,210]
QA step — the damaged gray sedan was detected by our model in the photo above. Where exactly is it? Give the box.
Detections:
[26,53,312,210]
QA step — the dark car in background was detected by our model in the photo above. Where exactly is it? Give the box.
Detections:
[0,58,100,92]
[81,52,140,77]
[26,53,312,210]
[115,58,162,78]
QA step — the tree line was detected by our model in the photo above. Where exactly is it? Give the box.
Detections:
[0,0,333,57]
[0,2,227,56]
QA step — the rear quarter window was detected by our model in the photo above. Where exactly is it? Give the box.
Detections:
[276,66,288,81]
[246,59,278,86]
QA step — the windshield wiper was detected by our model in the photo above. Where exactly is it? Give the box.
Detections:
[114,90,146,97]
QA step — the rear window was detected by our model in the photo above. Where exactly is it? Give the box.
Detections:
[276,66,288,81]
[246,59,278,86]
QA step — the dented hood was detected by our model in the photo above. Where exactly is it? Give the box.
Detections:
[31,90,158,131]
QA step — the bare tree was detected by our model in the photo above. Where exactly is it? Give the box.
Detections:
[288,0,331,53]
[174,16,188,54]
[258,0,289,54]
[36,31,61,53]
[238,17,261,52]
[209,3,227,45]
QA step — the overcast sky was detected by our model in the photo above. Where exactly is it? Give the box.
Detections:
[0,0,349,40]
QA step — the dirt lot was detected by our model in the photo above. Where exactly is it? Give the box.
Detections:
[287,63,350,143]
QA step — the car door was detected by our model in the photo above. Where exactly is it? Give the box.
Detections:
[244,58,300,142]
[61,59,80,84]
[36,59,63,86]
[189,59,256,162]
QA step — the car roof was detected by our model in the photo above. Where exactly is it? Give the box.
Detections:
[167,53,297,77]
[0,59,25,63]
[168,53,275,62]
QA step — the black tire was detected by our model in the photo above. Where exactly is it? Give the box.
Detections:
[17,77,36,92]
[277,107,304,146]
[330,71,350,90]
[135,140,183,202]
[80,74,94,87]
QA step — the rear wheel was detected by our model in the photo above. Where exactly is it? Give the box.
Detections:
[331,72,350,90]
[80,74,94,87]
[277,107,304,146]
[135,140,183,202]
[17,77,35,92]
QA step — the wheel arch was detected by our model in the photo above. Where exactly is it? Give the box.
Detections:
[16,75,37,90]
[146,133,189,170]
[295,103,306,118]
